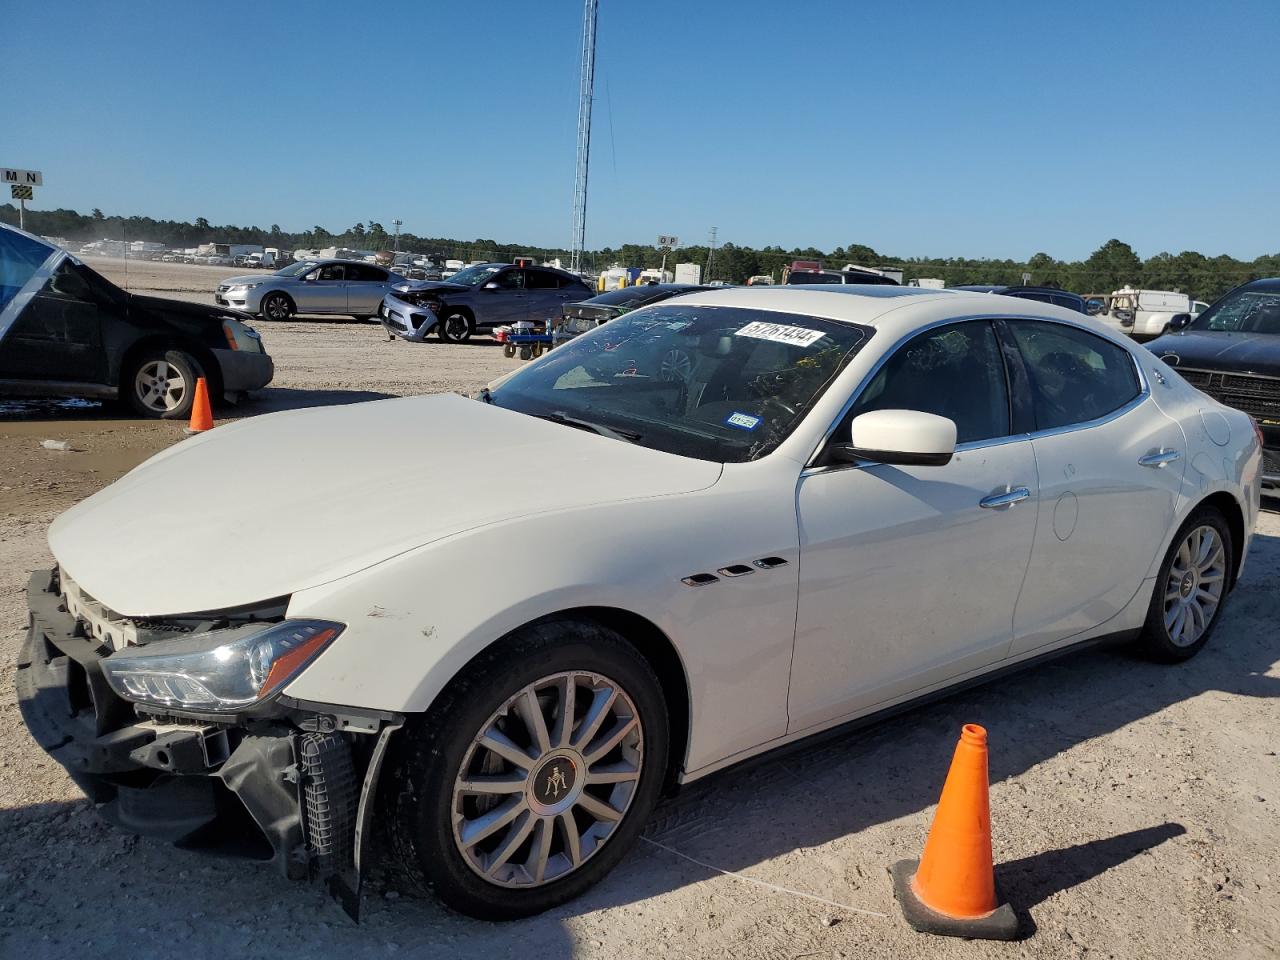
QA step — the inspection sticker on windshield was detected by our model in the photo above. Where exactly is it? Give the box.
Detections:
[735,321,825,347]
[724,412,762,431]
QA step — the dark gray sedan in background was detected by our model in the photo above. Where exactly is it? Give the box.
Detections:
[380,262,595,342]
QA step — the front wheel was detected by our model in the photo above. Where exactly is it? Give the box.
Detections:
[438,311,474,343]
[125,349,205,419]
[385,621,669,919]
[1138,507,1234,662]
[260,292,294,321]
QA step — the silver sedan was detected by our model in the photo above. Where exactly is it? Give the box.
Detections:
[216,259,404,321]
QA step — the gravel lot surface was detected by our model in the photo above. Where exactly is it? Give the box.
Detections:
[1,260,1277,959]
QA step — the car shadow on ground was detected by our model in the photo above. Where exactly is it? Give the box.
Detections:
[232,387,397,416]
[3,536,1277,957]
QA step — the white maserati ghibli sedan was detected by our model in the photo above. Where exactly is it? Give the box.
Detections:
[18,286,1261,919]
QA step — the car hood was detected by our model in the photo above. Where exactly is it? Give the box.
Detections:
[393,280,468,295]
[219,274,270,287]
[129,293,257,326]
[1147,330,1280,377]
[48,394,722,616]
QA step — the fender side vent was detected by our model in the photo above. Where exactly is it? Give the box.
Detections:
[680,573,720,587]
[752,556,789,569]
[717,564,755,578]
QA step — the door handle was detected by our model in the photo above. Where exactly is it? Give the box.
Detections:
[1138,449,1182,468]
[979,486,1031,509]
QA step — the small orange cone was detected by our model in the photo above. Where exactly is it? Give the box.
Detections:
[185,376,214,434]
[890,724,1018,940]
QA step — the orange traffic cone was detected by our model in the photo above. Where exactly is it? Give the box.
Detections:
[890,724,1018,940]
[185,376,214,434]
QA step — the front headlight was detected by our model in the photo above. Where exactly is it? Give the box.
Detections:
[100,619,343,712]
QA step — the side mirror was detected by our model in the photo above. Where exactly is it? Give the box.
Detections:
[831,409,957,467]
[1168,313,1191,331]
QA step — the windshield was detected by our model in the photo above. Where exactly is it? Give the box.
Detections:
[0,228,55,312]
[1191,288,1280,334]
[444,263,504,287]
[275,260,318,278]
[491,304,872,463]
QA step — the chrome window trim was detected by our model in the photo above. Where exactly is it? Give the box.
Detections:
[0,244,64,346]
[804,313,1151,470]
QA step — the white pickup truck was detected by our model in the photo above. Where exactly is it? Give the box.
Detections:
[1090,288,1210,340]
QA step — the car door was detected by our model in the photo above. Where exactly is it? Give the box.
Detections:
[300,262,348,314]
[787,320,1039,733]
[346,264,390,315]
[524,269,578,328]
[0,258,105,384]
[474,268,528,328]
[1003,319,1186,656]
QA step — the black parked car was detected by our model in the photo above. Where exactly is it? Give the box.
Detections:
[0,224,273,419]
[555,283,714,343]
[1146,277,1280,496]
[951,285,1088,313]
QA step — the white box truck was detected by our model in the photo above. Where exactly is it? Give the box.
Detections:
[674,263,702,284]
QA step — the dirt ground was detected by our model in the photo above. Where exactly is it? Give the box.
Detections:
[1,260,1277,959]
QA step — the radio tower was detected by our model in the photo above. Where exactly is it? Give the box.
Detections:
[570,0,598,274]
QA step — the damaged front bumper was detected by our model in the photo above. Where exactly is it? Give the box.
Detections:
[15,568,399,916]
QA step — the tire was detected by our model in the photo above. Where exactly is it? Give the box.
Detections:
[385,620,669,920]
[260,292,294,321]
[1137,507,1234,662]
[125,348,205,420]
[503,343,516,358]
[438,310,474,343]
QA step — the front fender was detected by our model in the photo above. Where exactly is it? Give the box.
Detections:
[281,468,801,773]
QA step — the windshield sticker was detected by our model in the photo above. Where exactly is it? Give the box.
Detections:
[725,411,762,431]
[735,321,825,347]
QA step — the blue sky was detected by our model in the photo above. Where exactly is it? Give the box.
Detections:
[6,0,1278,260]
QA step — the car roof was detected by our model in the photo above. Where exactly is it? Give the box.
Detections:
[666,283,1124,341]
[1242,277,1280,292]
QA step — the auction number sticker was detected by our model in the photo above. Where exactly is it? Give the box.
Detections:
[735,321,825,347]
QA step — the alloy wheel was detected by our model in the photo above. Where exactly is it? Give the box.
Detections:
[134,360,188,414]
[659,348,693,382]
[265,295,290,320]
[450,670,643,888]
[445,315,470,341]
[1163,524,1226,647]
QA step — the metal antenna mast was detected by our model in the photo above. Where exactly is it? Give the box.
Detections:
[570,0,598,274]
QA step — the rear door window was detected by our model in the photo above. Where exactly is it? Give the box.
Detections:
[526,269,561,290]
[1007,321,1141,430]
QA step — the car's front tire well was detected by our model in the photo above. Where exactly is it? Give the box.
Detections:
[1195,491,1246,588]
[549,606,691,796]
[118,336,221,399]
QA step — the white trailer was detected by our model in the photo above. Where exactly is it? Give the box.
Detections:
[674,263,702,284]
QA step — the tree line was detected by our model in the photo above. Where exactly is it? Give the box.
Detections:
[4,203,1276,302]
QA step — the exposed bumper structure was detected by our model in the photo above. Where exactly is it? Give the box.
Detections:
[211,346,274,396]
[379,296,437,342]
[15,569,391,912]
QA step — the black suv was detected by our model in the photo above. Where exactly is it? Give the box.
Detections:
[1146,277,1280,496]
[951,285,1088,313]
[0,224,273,418]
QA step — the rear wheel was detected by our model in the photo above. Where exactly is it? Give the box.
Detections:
[385,621,668,919]
[438,311,474,343]
[1138,507,1234,662]
[125,349,204,420]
